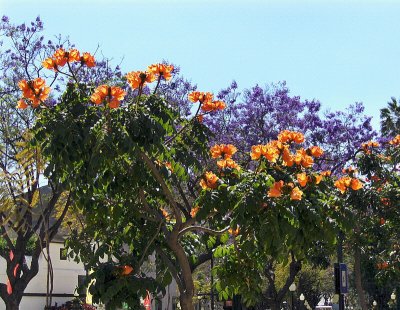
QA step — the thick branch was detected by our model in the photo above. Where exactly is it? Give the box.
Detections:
[139,151,182,225]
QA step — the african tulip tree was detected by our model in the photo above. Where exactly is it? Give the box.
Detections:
[24,41,355,310]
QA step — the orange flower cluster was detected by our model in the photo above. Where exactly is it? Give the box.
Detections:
[278,130,305,144]
[361,141,380,154]
[190,206,200,218]
[267,181,303,201]
[309,146,324,157]
[250,131,322,168]
[297,172,326,187]
[126,70,156,89]
[126,63,174,90]
[17,78,50,109]
[210,144,237,159]
[43,48,95,70]
[200,171,219,190]
[228,227,240,236]
[210,144,240,170]
[188,92,226,112]
[334,176,363,193]
[148,63,174,80]
[251,141,282,162]
[389,135,400,145]
[90,85,126,108]
[217,158,240,170]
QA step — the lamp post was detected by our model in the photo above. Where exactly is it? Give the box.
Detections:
[373,300,377,308]
[289,283,296,310]
[391,292,396,301]
[299,294,305,309]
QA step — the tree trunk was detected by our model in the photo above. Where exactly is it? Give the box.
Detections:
[354,242,368,310]
[269,301,281,310]
[180,293,195,310]
[5,296,20,310]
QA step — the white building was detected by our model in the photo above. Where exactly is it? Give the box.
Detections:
[0,238,178,310]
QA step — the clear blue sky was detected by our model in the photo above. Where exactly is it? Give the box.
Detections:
[2,0,400,130]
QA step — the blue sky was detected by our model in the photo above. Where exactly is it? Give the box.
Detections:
[2,0,400,130]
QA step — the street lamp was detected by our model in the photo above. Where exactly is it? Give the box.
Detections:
[373,300,377,307]
[299,294,305,310]
[289,283,296,310]
[391,292,396,301]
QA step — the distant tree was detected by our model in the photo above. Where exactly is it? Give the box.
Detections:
[380,97,400,137]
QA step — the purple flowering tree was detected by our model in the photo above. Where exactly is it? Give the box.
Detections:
[205,81,376,171]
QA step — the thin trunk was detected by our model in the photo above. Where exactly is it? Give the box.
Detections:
[269,301,281,310]
[180,293,195,310]
[4,294,21,310]
[354,242,368,310]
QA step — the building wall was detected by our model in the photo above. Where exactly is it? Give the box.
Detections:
[0,242,85,309]
[0,244,178,310]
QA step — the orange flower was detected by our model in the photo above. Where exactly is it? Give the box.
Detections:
[301,155,314,168]
[261,144,279,162]
[81,52,96,67]
[188,91,213,103]
[297,173,308,187]
[201,100,226,112]
[377,261,389,270]
[190,206,200,218]
[250,145,262,160]
[294,148,314,168]
[320,170,331,177]
[309,146,324,157]
[389,135,400,145]
[228,227,240,236]
[197,115,204,122]
[200,171,219,190]
[119,265,134,276]
[17,99,28,110]
[278,130,304,144]
[380,217,385,225]
[53,48,80,66]
[350,178,363,190]
[210,144,237,159]
[334,176,351,193]
[126,70,156,89]
[42,57,58,71]
[90,85,126,108]
[217,158,240,170]
[335,176,362,193]
[268,180,284,198]
[315,174,323,184]
[148,63,174,80]
[361,141,380,153]
[160,207,171,220]
[290,187,303,200]
[282,146,294,167]
[18,78,50,108]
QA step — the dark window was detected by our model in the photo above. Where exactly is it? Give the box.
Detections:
[77,275,87,296]
[60,248,67,260]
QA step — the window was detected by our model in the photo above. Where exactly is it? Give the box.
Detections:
[60,248,67,260]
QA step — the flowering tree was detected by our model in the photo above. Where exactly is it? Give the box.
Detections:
[0,16,124,310]
[340,137,400,310]
[21,35,361,310]
[206,82,376,171]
